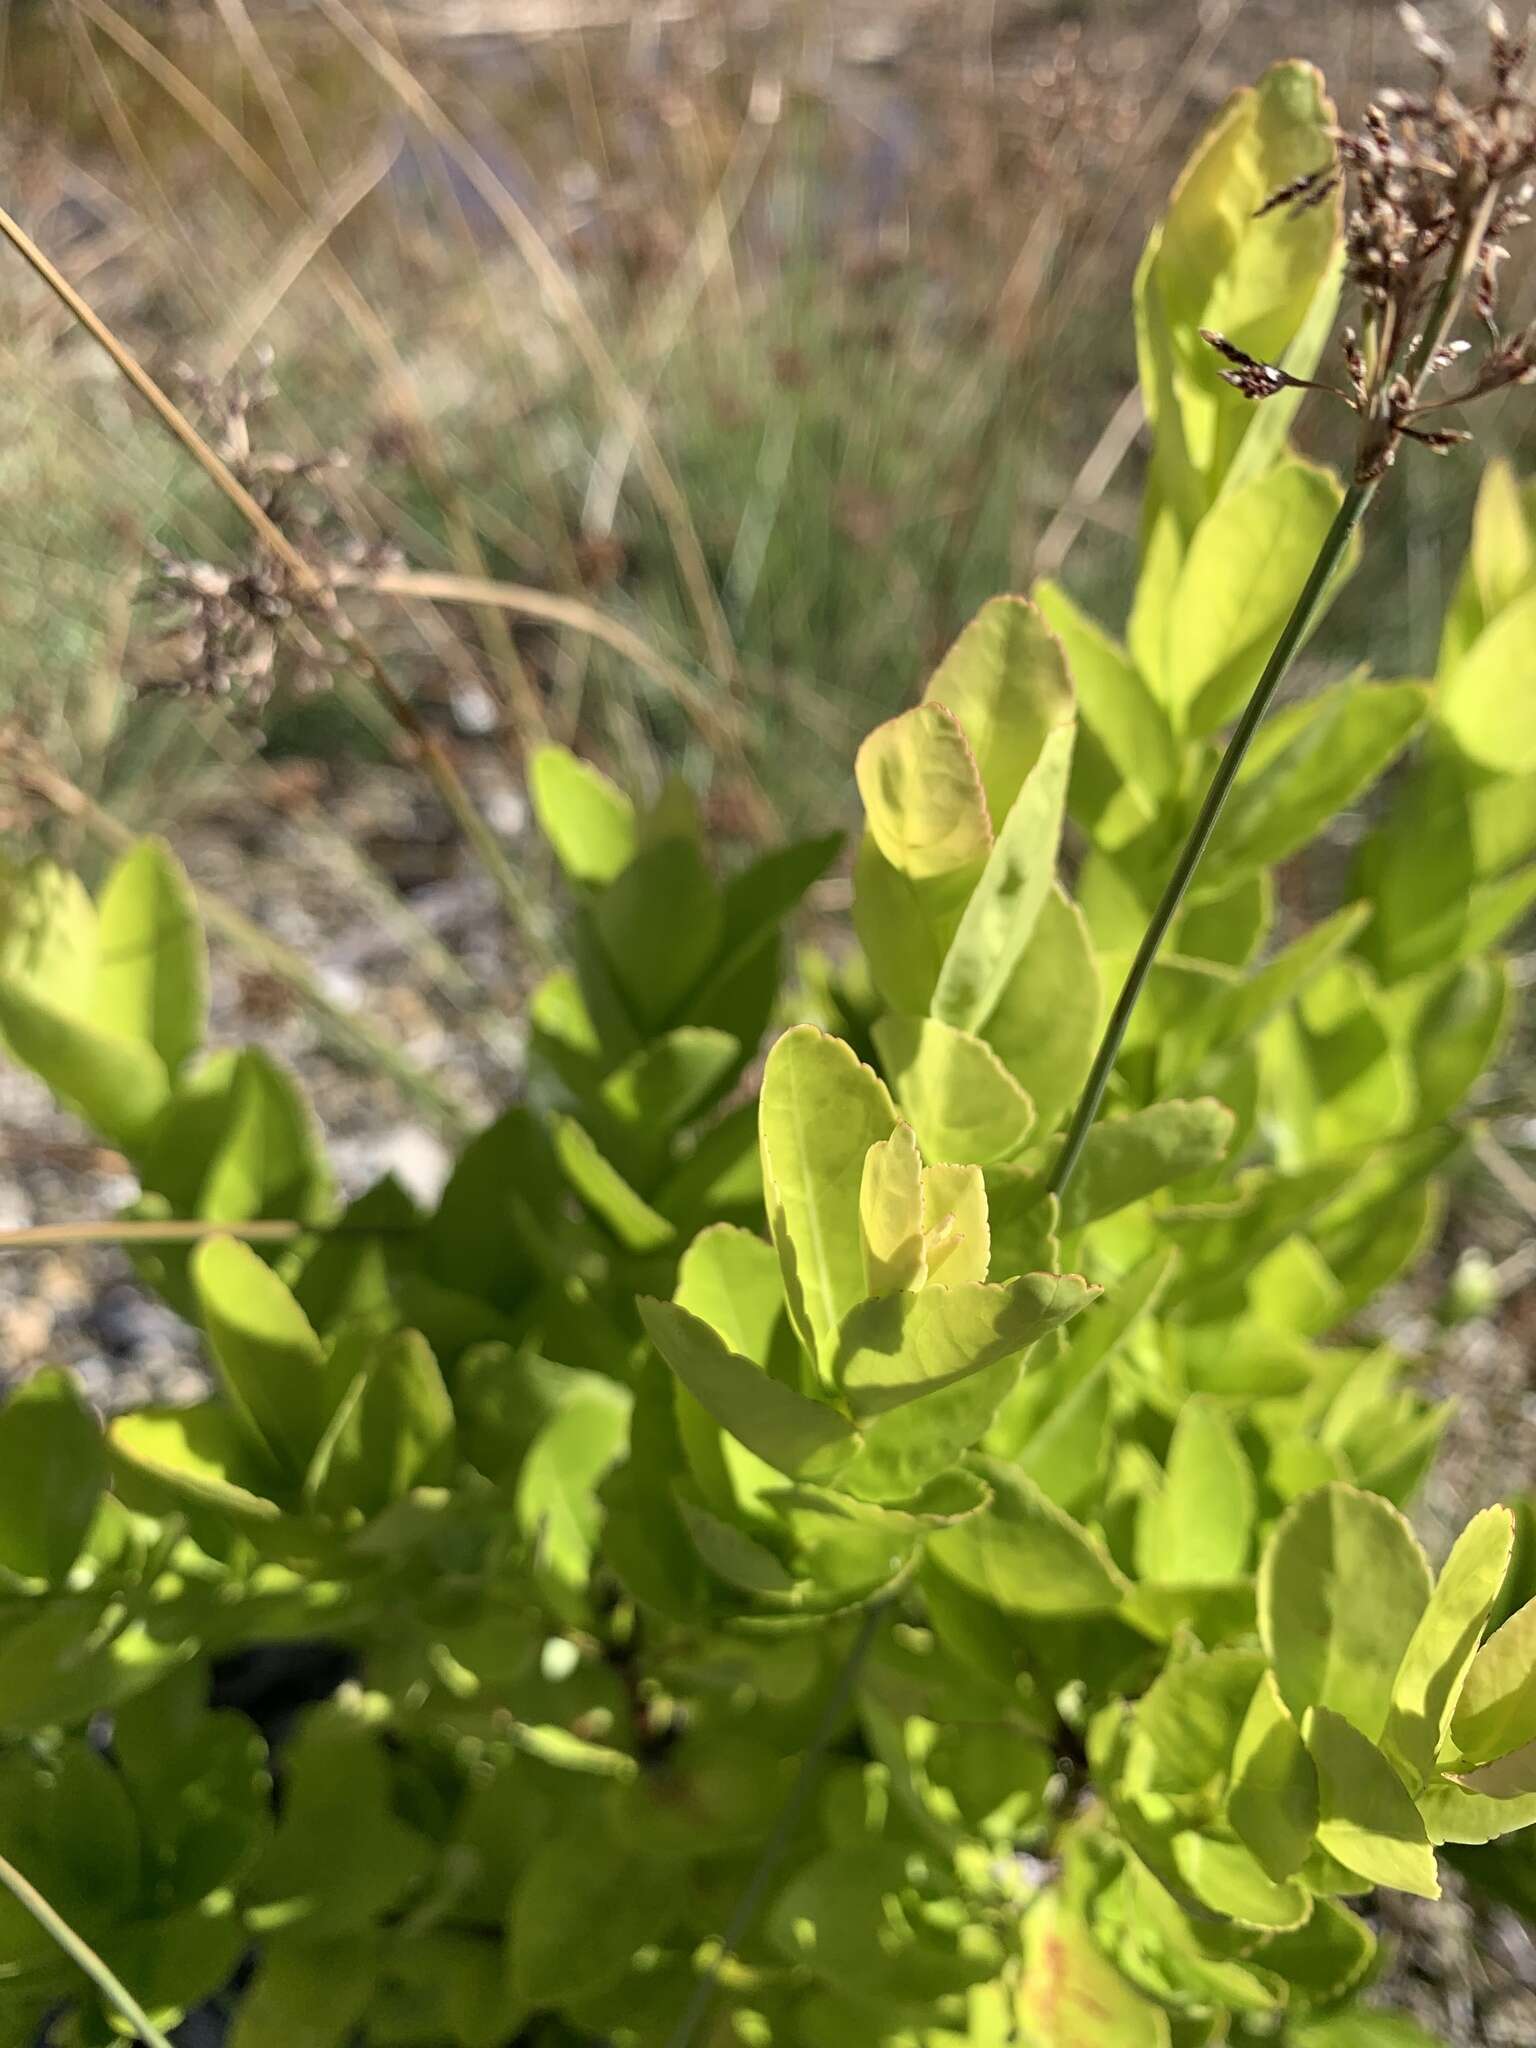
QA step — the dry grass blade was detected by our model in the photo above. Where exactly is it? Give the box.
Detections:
[0,1217,421,1249]
[208,137,400,379]
[2,1220,305,1250]
[582,69,781,542]
[68,0,551,746]
[1031,385,1146,579]
[312,0,741,693]
[0,201,309,564]
[0,192,545,948]
[51,0,221,308]
[342,563,748,754]
[1474,1127,1536,1222]
[208,0,324,193]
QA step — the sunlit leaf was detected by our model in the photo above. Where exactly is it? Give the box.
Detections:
[856,702,993,880]
[94,837,206,1075]
[1307,1706,1440,1899]
[1385,1505,1513,1783]
[1229,1670,1319,1881]
[529,744,638,885]
[930,1457,1127,1616]
[1452,1594,1536,1766]
[0,1369,105,1583]
[921,594,1074,828]
[759,1026,896,1366]
[1259,1483,1431,1742]
[873,1013,1035,1166]
[639,1296,857,1480]
[1136,1397,1255,1585]
[932,723,1075,1035]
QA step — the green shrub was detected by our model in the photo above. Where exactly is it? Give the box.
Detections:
[2,45,1536,2048]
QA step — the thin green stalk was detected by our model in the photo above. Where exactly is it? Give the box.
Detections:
[0,1849,175,2048]
[664,1601,886,2048]
[1047,477,1374,1198]
[1049,196,1498,1202]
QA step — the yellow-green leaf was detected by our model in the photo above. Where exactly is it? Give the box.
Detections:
[833,1273,1093,1421]
[859,1123,927,1296]
[1452,1737,1536,1799]
[1385,1504,1514,1783]
[1057,1097,1236,1233]
[1259,1484,1432,1742]
[1451,1594,1536,1766]
[1440,456,1536,667]
[1159,460,1350,733]
[1017,1886,1171,2048]
[0,857,96,1017]
[193,1235,337,1477]
[110,1402,284,1523]
[1205,681,1429,880]
[529,744,638,885]
[0,1370,106,1584]
[638,1296,858,1480]
[873,1013,1035,1167]
[307,1328,457,1518]
[1135,61,1340,536]
[1307,1706,1440,1899]
[1035,578,1177,817]
[759,1026,897,1367]
[921,595,1074,829]
[930,1457,1126,1616]
[1136,1396,1255,1586]
[93,838,206,1076]
[1171,1831,1310,1930]
[921,1162,990,1287]
[594,836,722,1028]
[552,1115,674,1253]
[932,723,1075,1035]
[855,702,992,880]
[1438,584,1536,774]
[978,885,1102,1135]
[0,979,169,1153]
[598,1027,741,1133]
[1229,1670,1319,1881]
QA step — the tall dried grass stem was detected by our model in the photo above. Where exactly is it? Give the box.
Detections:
[0,197,545,951]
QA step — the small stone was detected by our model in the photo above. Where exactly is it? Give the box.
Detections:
[0,1301,54,1362]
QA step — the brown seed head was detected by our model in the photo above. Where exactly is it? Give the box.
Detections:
[1242,6,1536,481]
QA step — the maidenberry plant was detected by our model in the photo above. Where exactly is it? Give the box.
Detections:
[1,19,1536,2048]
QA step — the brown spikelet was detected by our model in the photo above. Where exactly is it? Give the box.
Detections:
[1256,5,1536,480]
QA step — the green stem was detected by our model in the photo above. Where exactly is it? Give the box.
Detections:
[664,1601,886,2048]
[1048,194,1497,1203]
[0,1849,176,2048]
[1047,476,1376,1199]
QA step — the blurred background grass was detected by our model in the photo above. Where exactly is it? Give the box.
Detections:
[5,0,1532,865]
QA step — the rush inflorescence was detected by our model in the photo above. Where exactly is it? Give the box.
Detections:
[137,357,397,714]
[1202,5,1536,482]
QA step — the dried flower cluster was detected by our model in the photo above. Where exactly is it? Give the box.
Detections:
[1203,5,1536,483]
[138,355,397,714]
